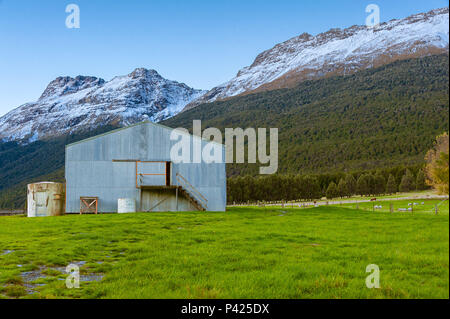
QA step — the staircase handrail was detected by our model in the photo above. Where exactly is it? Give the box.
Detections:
[176,173,208,210]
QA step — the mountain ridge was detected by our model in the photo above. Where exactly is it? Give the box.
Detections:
[185,7,449,110]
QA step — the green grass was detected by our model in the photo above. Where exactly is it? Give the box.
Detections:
[0,205,448,299]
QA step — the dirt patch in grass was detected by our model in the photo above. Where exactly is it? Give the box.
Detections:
[52,261,104,283]
[20,266,48,295]
[4,262,105,297]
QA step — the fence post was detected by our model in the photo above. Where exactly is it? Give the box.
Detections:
[435,204,438,215]
[390,203,393,213]
[356,202,359,210]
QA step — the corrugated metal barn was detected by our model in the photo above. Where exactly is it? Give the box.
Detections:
[65,122,226,213]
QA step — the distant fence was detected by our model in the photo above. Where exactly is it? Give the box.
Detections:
[0,209,25,216]
[228,199,318,208]
[228,195,449,210]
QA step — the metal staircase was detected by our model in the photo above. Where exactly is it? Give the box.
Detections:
[176,173,208,211]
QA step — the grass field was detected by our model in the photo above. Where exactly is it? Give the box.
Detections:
[0,202,448,299]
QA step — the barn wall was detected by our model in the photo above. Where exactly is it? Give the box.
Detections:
[141,189,193,212]
[65,122,226,213]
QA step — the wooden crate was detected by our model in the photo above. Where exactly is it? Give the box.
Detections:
[80,197,98,214]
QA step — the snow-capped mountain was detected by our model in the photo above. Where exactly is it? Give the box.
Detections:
[1,7,448,142]
[0,68,205,142]
[186,7,449,109]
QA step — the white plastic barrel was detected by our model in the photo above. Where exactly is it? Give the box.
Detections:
[118,198,136,214]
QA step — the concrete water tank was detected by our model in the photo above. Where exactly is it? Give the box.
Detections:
[27,182,65,217]
[118,198,136,214]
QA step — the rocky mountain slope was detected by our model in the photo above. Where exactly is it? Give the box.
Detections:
[0,68,204,142]
[186,7,449,109]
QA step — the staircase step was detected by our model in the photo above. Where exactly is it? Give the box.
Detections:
[177,185,206,211]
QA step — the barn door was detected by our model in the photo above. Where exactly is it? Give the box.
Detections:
[165,162,171,186]
[136,161,168,187]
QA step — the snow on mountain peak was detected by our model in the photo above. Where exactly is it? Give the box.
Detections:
[39,76,105,100]
[185,7,449,110]
[0,68,205,142]
[129,67,161,79]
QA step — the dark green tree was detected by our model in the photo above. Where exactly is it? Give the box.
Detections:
[373,172,386,195]
[415,169,427,191]
[345,174,357,195]
[326,182,338,199]
[337,178,348,198]
[399,169,415,192]
[304,176,322,200]
[357,174,370,196]
[385,174,397,194]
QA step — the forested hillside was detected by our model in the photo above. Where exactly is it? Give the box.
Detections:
[165,54,449,176]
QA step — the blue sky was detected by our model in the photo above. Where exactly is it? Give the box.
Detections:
[0,0,448,116]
